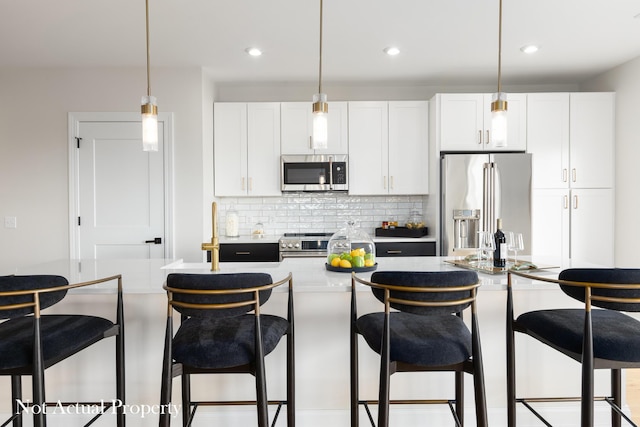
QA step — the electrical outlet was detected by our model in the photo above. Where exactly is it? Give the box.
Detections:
[4,216,17,229]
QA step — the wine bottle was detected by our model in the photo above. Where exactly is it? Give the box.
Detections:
[493,218,507,268]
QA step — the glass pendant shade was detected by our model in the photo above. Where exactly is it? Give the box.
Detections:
[141,95,158,152]
[491,92,508,148]
[312,93,328,149]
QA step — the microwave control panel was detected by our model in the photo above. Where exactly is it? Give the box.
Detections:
[332,162,347,184]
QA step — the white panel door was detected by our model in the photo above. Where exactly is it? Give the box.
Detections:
[388,101,428,194]
[569,92,615,189]
[527,93,570,189]
[75,119,166,259]
[570,188,614,266]
[348,101,389,195]
[531,189,570,260]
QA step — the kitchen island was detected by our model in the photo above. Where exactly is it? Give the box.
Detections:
[0,257,627,426]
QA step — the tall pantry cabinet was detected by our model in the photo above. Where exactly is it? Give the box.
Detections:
[528,92,615,266]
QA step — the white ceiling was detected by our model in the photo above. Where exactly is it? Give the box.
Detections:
[2,0,640,86]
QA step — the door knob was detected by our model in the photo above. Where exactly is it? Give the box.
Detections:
[145,237,162,244]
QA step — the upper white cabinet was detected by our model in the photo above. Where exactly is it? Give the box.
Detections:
[349,101,428,195]
[280,101,348,155]
[214,102,281,197]
[527,92,614,189]
[435,93,527,151]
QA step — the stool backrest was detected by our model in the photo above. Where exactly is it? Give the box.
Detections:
[165,273,274,318]
[0,275,68,319]
[558,268,640,312]
[369,270,479,315]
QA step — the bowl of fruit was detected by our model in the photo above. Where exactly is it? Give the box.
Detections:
[325,221,377,273]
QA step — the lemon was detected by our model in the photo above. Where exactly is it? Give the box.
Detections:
[331,257,342,267]
[364,259,375,267]
[339,259,352,268]
[327,253,340,264]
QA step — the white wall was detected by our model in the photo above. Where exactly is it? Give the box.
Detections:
[582,57,640,267]
[0,67,207,271]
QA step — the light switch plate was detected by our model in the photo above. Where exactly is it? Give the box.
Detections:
[4,216,17,229]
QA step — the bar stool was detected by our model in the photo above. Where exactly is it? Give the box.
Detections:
[0,274,125,427]
[507,268,640,427]
[159,272,294,427]
[350,270,487,427]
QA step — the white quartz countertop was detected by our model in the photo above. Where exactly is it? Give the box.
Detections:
[3,255,590,295]
[216,235,437,244]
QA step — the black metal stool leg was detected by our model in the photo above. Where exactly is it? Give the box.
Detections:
[11,375,22,427]
[455,371,464,426]
[611,369,622,427]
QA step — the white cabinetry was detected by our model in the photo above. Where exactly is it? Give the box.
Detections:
[435,93,526,151]
[348,101,428,195]
[280,101,348,155]
[528,93,615,266]
[214,102,281,197]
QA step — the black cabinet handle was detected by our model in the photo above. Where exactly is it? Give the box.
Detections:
[145,237,162,244]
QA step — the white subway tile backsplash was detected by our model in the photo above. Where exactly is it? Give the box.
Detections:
[216,193,428,237]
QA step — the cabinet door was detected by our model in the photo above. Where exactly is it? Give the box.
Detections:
[388,101,429,194]
[439,94,485,151]
[325,101,348,155]
[280,102,312,155]
[495,93,527,152]
[570,188,614,266]
[531,189,570,260]
[348,101,389,195]
[569,93,615,189]
[214,103,248,196]
[247,103,281,196]
[527,93,570,189]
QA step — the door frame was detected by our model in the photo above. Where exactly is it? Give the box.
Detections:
[67,112,175,259]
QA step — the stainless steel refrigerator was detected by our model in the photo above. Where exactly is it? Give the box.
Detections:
[440,152,532,256]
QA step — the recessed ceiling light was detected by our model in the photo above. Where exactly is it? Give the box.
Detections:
[245,47,262,57]
[383,47,400,56]
[520,45,539,54]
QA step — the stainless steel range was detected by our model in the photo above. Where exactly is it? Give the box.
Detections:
[278,232,334,260]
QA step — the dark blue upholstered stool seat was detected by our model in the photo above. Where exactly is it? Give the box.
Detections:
[507,268,640,427]
[516,308,640,364]
[0,274,125,427]
[173,314,290,369]
[0,315,115,371]
[160,272,295,427]
[350,270,487,427]
[356,312,472,367]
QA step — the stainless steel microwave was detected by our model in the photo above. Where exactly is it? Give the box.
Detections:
[281,154,348,192]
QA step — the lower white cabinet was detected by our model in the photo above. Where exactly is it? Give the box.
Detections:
[532,188,614,266]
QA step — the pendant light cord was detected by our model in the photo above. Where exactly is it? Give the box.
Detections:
[145,0,151,97]
[497,0,503,93]
[318,0,323,95]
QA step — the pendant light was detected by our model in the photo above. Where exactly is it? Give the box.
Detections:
[141,0,158,152]
[491,0,508,148]
[311,0,328,149]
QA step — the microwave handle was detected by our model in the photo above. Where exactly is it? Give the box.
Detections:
[328,156,333,190]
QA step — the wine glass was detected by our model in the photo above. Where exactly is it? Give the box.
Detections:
[478,231,495,268]
[508,232,524,267]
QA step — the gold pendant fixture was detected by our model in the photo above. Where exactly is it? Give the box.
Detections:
[141,0,158,152]
[311,0,328,150]
[491,0,508,148]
